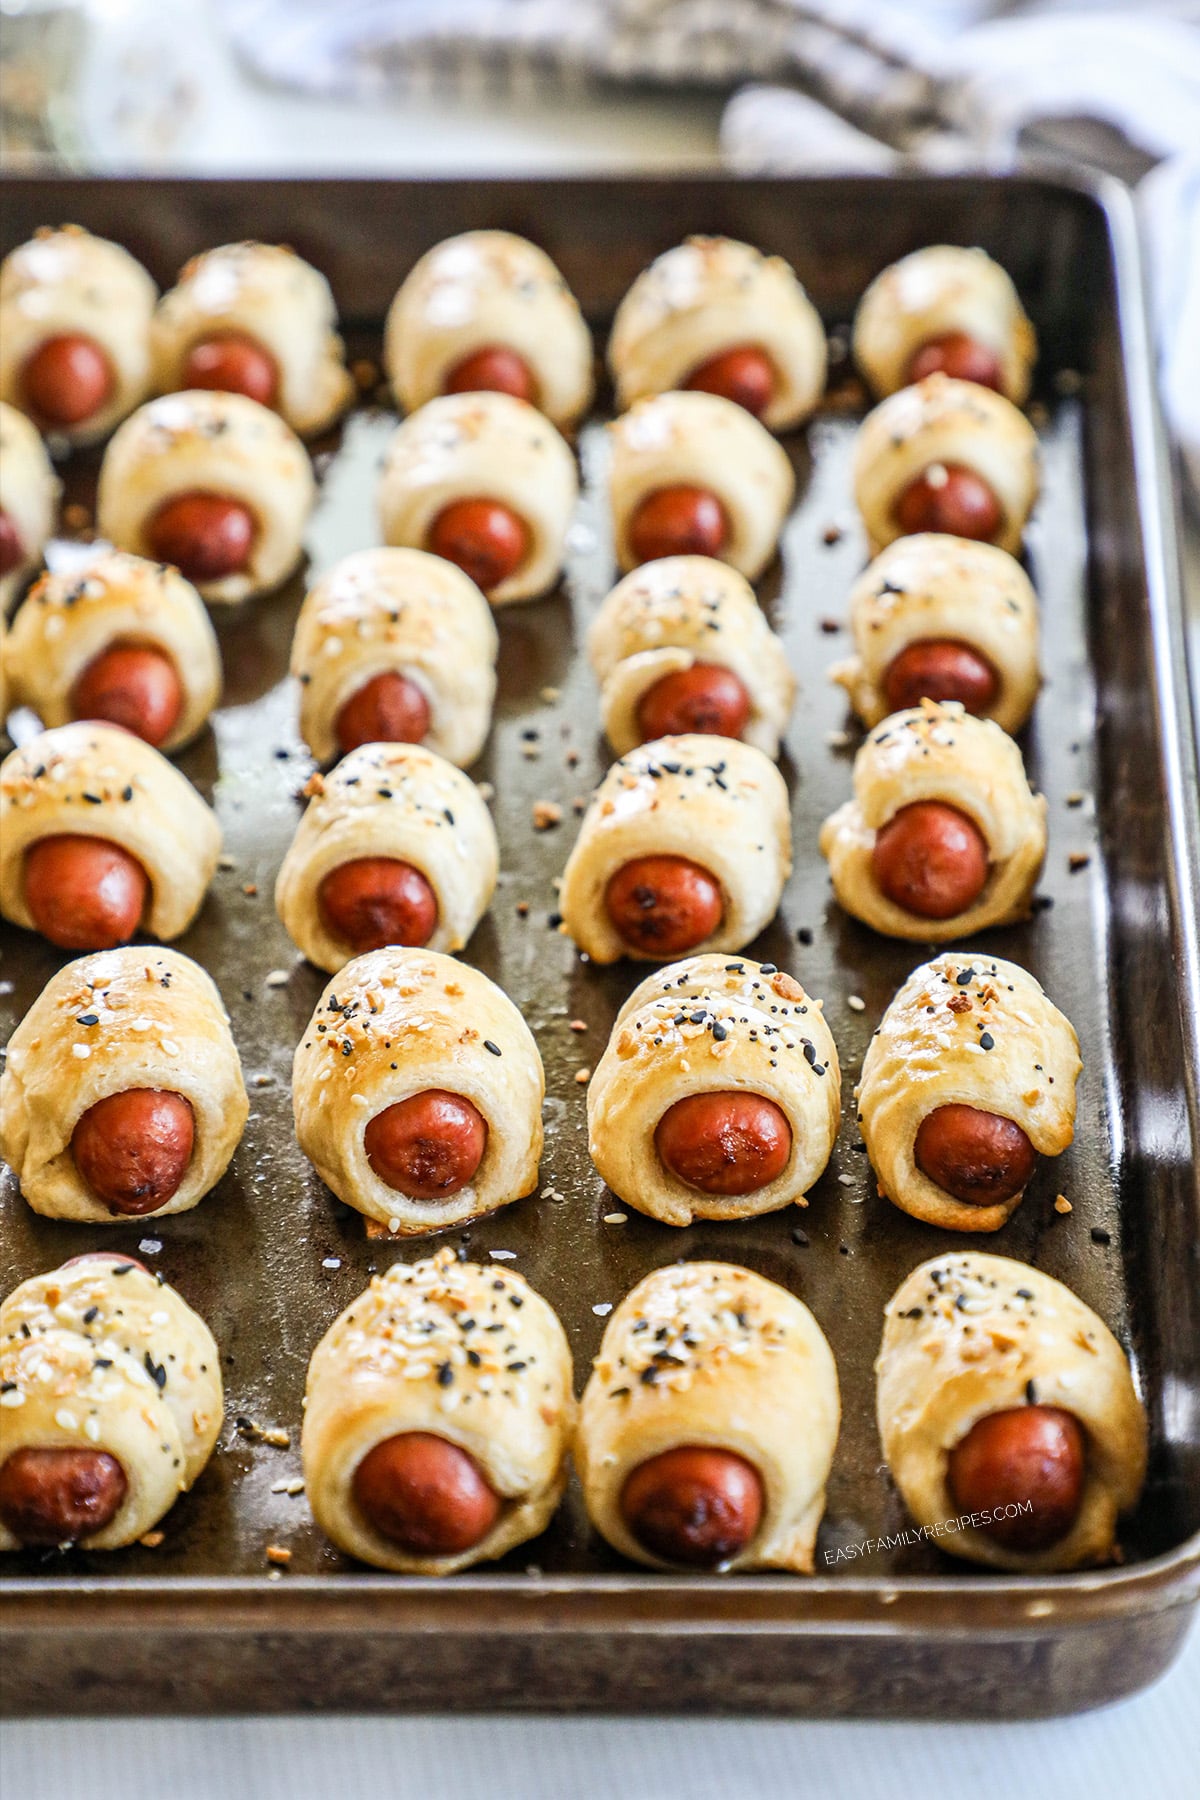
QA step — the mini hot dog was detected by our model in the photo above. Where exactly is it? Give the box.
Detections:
[0,226,156,447]
[853,246,1037,405]
[819,700,1046,941]
[152,241,353,436]
[876,1253,1146,1571]
[0,402,60,613]
[4,550,221,753]
[0,722,222,949]
[588,955,841,1226]
[609,390,794,580]
[609,236,826,431]
[378,391,577,605]
[0,1256,222,1551]
[857,954,1080,1233]
[385,230,593,431]
[853,374,1039,557]
[560,734,791,964]
[577,1262,839,1572]
[0,946,248,1223]
[302,1247,574,1572]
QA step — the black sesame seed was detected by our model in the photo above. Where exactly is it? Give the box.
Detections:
[484,1040,502,1057]
[144,1352,167,1390]
[83,1306,99,1324]
[76,1013,99,1027]
[979,1032,995,1051]
[437,1362,454,1387]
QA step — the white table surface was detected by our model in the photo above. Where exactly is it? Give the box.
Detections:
[3,6,1198,1792]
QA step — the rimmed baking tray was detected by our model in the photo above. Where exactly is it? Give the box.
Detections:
[1,172,1197,1718]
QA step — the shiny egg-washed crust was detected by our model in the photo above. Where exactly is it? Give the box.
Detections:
[302,1247,575,1573]
[818,700,1046,941]
[609,235,826,432]
[608,390,794,581]
[857,954,1080,1232]
[0,947,248,1223]
[378,391,578,605]
[852,374,1039,557]
[559,733,792,965]
[275,741,499,974]
[0,1256,222,1550]
[290,547,497,768]
[0,721,221,942]
[96,389,315,604]
[0,226,157,449]
[151,240,354,437]
[876,1252,1146,1572]
[384,230,594,431]
[829,534,1040,735]
[0,403,60,613]
[588,955,840,1225]
[4,550,222,752]
[292,947,544,1234]
[577,1262,839,1572]
[853,246,1037,404]
[587,556,796,759]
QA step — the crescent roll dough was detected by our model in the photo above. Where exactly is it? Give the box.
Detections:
[302,1247,575,1573]
[385,230,594,431]
[853,374,1039,558]
[151,240,353,437]
[857,954,1080,1233]
[0,402,60,614]
[0,947,248,1223]
[291,547,497,768]
[0,226,156,448]
[0,722,222,942]
[876,1252,1147,1572]
[609,390,794,581]
[97,390,315,604]
[378,392,578,605]
[818,700,1046,941]
[577,1262,840,1573]
[275,741,498,973]
[293,947,544,1234]
[4,549,221,752]
[559,733,792,964]
[609,236,826,431]
[588,955,840,1225]
[587,555,795,758]
[854,246,1037,404]
[830,534,1040,735]
[0,1255,222,1551]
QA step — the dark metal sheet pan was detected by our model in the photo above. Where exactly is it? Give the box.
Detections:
[1,172,1198,1718]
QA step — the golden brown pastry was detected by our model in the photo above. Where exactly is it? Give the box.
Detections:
[608,390,794,580]
[0,947,247,1223]
[829,533,1040,735]
[290,546,497,768]
[292,947,544,1235]
[151,240,353,436]
[384,229,594,431]
[587,955,840,1225]
[877,1252,1146,1572]
[275,741,498,974]
[0,721,222,950]
[818,700,1046,941]
[609,236,826,430]
[302,1247,574,1573]
[853,374,1039,557]
[377,391,578,605]
[0,1254,222,1551]
[856,953,1080,1233]
[577,1262,839,1572]
[0,402,60,614]
[559,733,791,965]
[587,555,795,758]
[0,226,156,448]
[4,550,221,752]
[854,246,1037,404]
[96,389,315,604]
